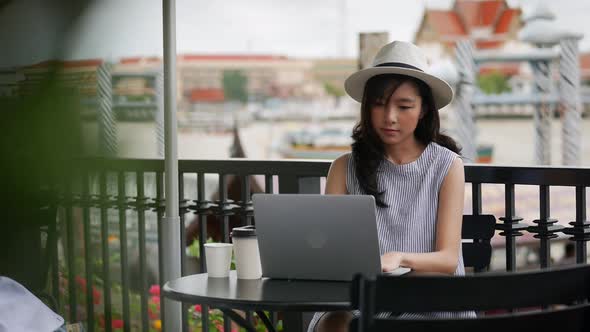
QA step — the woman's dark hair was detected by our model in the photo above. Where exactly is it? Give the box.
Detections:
[351,74,461,207]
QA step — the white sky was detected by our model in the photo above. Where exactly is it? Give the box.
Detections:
[2,0,590,66]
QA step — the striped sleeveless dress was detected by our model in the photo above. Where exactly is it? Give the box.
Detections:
[307,142,474,331]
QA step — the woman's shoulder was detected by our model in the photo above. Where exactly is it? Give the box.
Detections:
[429,142,463,179]
[326,153,352,194]
[331,152,352,172]
[430,142,458,156]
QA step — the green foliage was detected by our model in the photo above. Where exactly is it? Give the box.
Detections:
[323,82,345,97]
[222,70,248,103]
[188,238,201,257]
[477,71,512,94]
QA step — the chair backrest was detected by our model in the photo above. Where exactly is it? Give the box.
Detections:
[350,264,590,332]
[461,214,495,272]
[361,303,590,332]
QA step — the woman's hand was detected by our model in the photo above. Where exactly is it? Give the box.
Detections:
[381,252,405,272]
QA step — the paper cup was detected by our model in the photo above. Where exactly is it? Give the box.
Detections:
[231,226,262,279]
[233,237,262,279]
[205,243,233,278]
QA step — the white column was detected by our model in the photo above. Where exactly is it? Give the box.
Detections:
[454,40,477,162]
[155,70,165,158]
[559,38,582,166]
[530,59,552,165]
[97,62,117,156]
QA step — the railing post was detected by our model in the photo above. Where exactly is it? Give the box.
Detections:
[155,172,166,331]
[472,183,482,215]
[196,172,210,332]
[99,172,112,332]
[241,175,253,226]
[117,172,131,331]
[81,170,94,331]
[528,185,563,268]
[178,172,191,332]
[496,184,527,271]
[563,186,589,264]
[136,172,150,332]
[218,174,232,332]
[279,175,299,194]
[64,177,77,323]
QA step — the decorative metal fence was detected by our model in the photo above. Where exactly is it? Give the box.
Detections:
[48,158,589,332]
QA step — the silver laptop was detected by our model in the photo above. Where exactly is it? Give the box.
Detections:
[252,194,410,281]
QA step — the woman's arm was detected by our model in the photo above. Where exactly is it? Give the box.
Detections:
[324,154,349,195]
[381,157,465,274]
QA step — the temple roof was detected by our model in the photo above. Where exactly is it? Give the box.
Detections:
[416,0,521,49]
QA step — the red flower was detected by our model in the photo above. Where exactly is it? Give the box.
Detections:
[74,276,86,289]
[148,310,159,320]
[151,296,161,306]
[148,304,160,319]
[98,316,125,329]
[112,319,124,329]
[215,323,224,332]
[92,287,101,305]
[149,284,160,296]
[194,304,202,313]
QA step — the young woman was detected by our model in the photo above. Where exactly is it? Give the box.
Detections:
[309,41,471,332]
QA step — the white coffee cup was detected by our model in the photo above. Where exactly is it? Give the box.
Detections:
[204,243,233,278]
[231,226,262,279]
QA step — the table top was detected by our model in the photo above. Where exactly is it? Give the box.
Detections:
[163,271,352,311]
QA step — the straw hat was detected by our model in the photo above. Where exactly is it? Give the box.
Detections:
[345,41,454,110]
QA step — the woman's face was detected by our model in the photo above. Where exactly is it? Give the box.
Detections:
[370,80,423,146]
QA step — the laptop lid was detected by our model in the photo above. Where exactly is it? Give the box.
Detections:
[252,194,382,281]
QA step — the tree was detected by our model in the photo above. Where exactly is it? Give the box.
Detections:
[222,70,248,103]
[323,82,345,98]
[477,71,512,94]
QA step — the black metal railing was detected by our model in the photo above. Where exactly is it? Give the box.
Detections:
[45,158,588,331]
[464,165,590,269]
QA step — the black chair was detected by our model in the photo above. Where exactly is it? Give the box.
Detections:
[461,214,495,272]
[350,264,590,332]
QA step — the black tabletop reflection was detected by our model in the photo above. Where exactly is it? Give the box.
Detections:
[163,271,351,311]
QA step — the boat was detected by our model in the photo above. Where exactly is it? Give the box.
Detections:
[279,127,352,159]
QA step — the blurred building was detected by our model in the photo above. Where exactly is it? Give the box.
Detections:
[581,52,590,83]
[415,0,524,85]
[415,0,522,61]
[178,55,323,108]
[117,54,327,112]
[311,58,356,97]
[358,32,390,70]
[415,0,590,111]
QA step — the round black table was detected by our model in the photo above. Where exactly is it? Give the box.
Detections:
[163,271,352,332]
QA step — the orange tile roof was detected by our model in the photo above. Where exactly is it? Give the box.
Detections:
[455,0,504,28]
[581,53,590,78]
[495,8,519,34]
[421,0,519,48]
[427,10,466,37]
[189,88,224,102]
[120,56,161,64]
